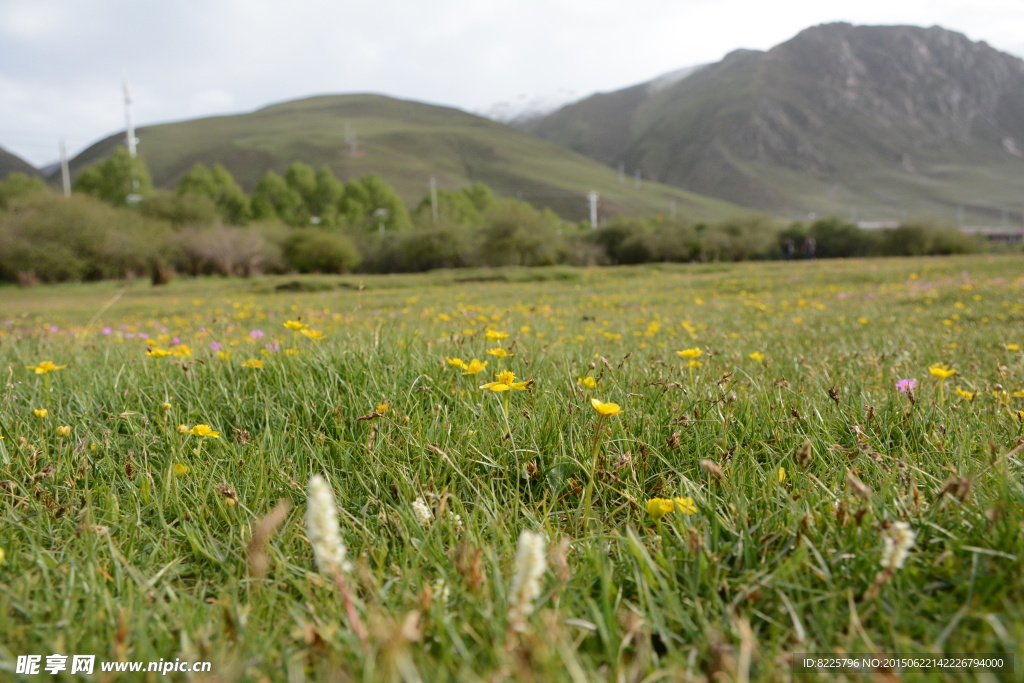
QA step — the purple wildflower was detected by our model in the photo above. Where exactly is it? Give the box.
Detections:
[896,379,917,393]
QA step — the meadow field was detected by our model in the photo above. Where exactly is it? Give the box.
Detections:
[1,255,1023,681]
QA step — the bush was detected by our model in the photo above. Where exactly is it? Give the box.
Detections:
[284,230,361,273]
[173,226,282,277]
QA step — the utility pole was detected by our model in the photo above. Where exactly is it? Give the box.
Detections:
[587,190,599,229]
[430,176,439,224]
[123,81,137,157]
[59,139,71,198]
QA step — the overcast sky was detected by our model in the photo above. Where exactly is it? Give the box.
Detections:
[3,0,1024,167]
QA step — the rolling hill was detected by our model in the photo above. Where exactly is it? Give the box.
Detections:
[526,23,1024,225]
[1,146,41,180]
[62,94,742,224]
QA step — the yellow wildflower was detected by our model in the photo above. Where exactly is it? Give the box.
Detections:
[676,348,702,359]
[145,347,172,358]
[646,497,696,520]
[1005,343,1020,352]
[928,363,956,380]
[160,402,172,411]
[188,424,220,438]
[56,425,71,438]
[485,330,509,340]
[778,467,787,483]
[578,376,596,389]
[445,357,468,370]
[377,402,391,414]
[26,361,67,374]
[170,344,192,358]
[33,409,48,419]
[955,387,977,401]
[748,352,765,362]
[177,424,190,434]
[173,463,190,476]
[486,348,515,358]
[241,358,264,369]
[300,329,325,341]
[590,398,623,417]
[284,320,309,330]
[480,369,531,392]
[461,358,488,375]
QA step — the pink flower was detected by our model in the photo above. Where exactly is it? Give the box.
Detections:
[896,379,917,393]
[250,329,265,340]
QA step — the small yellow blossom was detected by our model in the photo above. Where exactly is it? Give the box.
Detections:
[646,497,696,520]
[590,398,623,417]
[145,347,173,358]
[170,344,192,358]
[0,547,4,564]
[188,424,220,438]
[748,352,765,362]
[480,369,531,392]
[445,357,468,370]
[160,402,172,411]
[928,363,956,380]
[241,358,264,369]
[377,402,391,414]
[284,320,309,330]
[26,361,67,374]
[173,463,190,476]
[578,376,596,389]
[1005,343,1021,352]
[56,425,71,438]
[485,330,509,340]
[676,348,702,359]
[486,348,515,358]
[461,358,488,375]
[177,424,190,434]
[300,329,325,341]
[686,360,703,368]
[33,409,48,419]
[778,467,787,483]
[955,387,977,401]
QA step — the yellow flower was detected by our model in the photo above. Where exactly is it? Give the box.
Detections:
[170,344,192,358]
[578,376,596,389]
[188,424,220,438]
[955,387,977,401]
[284,320,309,330]
[26,360,67,374]
[461,358,488,375]
[177,424,190,434]
[160,402,172,411]
[1013,391,1024,398]
[145,347,172,358]
[1005,343,1021,352]
[485,330,509,340]
[241,358,264,369]
[480,369,531,392]
[0,547,4,564]
[778,467,787,483]
[172,463,190,476]
[646,497,696,519]
[928,363,956,380]
[748,352,765,362]
[686,360,703,368]
[33,409,48,419]
[377,402,391,414]
[676,348,702,359]
[486,348,515,358]
[56,425,71,438]
[590,398,623,417]
[300,329,325,341]
[445,357,468,370]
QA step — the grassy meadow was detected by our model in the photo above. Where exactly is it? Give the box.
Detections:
[1,255,1023,680]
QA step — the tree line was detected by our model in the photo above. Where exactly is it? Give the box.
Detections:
[0,149,1000,286]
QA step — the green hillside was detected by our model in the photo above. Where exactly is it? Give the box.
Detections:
[64,94,742,223]
[1,146,41,181]
[528,24,1024,225]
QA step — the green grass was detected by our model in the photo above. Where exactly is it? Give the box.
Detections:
[1,255,1023,680]
[64,94,744,225]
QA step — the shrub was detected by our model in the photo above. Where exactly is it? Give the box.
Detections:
[284,230,362,273]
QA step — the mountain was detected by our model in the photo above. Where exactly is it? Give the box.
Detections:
[63,94,741,223]
[1,146,41,180]
[526,24,1024,224]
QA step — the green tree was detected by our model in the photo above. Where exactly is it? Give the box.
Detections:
[339,174,411,233]
[177,163,251,224]
[311,166,344,226]
[73,147,153,206]
[0,172,50,209]
[413,183,494,227]
[251,170,304,225]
